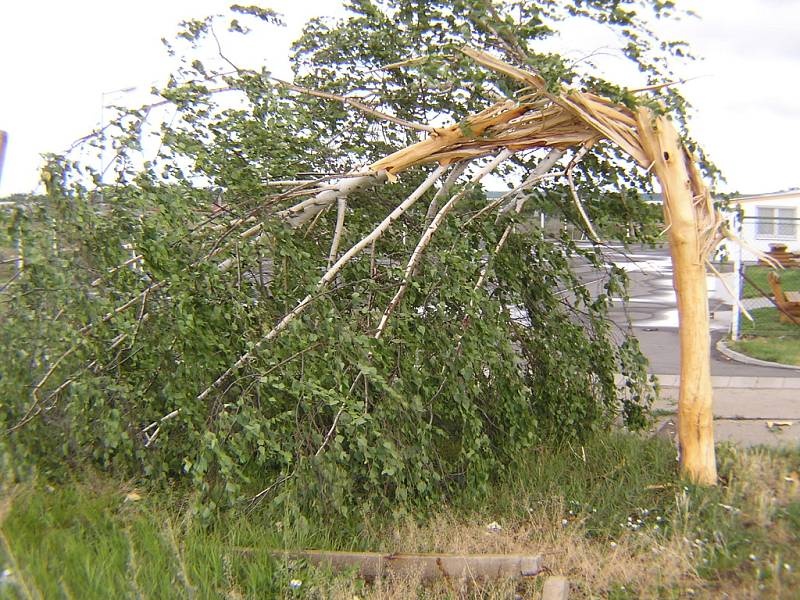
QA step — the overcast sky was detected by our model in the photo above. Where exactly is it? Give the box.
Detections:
[0,0,798,196]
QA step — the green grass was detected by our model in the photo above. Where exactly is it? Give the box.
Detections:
[742,265,800,299]
[2,433,799,598]
[731,307,800,365]
[0,481,316,599]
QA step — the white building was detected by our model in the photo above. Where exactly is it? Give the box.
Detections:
[720,189,800,263]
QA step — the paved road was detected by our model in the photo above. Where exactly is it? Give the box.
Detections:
[590,243,800,378]
[578,243,800,447]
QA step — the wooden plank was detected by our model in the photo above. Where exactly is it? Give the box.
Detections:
[271,550,542,582]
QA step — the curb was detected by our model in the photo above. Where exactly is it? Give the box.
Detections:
[541,576,570,600]
[716,339,800,372]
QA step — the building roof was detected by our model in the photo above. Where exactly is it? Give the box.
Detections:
[731,189,800,204]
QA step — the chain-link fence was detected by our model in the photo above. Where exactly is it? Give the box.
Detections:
[730,215,800,346]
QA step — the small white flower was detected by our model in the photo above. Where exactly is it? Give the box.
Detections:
[561,518,569,526]
[486,521,503,533]
[289,579,303,589]
[610,541,618,548]
[784,563,792,572]
[749,554,758,561]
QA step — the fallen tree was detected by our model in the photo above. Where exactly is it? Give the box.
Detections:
[1,2,724,513]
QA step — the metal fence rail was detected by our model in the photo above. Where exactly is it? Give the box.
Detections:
[730,215,800,341]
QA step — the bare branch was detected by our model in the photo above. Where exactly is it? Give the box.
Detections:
[278,172,388,229]
[273,78,435,133]
[565,143,600,242]
[327,197,347,269]
[375,149,514,338]
[475,146,592,290]
[496,149,565,218]
[194,165,448,404]
[463,148,564,227]
[424,161,469,226]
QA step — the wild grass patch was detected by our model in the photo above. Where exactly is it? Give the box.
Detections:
[1,434,798,598]
[731,306,800,365]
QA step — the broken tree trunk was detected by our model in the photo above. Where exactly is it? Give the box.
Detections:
[636,108,717,485]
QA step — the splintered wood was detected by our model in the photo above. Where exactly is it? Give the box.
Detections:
[369,47,723,485]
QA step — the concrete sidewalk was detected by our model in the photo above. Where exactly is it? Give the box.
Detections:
[654,374,800,389]
[586,244,800,447]
[652,375,800,448]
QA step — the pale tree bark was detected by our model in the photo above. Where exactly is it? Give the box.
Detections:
[636,108,716,485]
[194,164,449,404]
[375,149,514,338]
[327,197,347,268]
[279,172,388,228]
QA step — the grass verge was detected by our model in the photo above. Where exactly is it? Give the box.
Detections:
[731,307,800,366]
[1,433,799,598]
[742,266,800,299]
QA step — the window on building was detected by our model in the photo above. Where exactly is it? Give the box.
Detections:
[756,207,797,239]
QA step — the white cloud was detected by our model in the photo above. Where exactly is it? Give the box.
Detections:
[0,0,797,196]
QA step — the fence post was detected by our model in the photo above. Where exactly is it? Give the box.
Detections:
[731,246,741,341]
[0,130,7,186]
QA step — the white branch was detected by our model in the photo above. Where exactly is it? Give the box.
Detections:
[475,224,513,290]
[327,197,347,269]
[374,149,514,338]
[567,171,599,242]
[196,164,448,402]
[496,148,565,219]
[424,161,469,226]
[475,147,587,290]
[463,149,564,227]
[278,172,388,228]
[565,144,600,242]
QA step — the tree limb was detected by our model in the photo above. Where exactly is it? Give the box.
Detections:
[194,165,448,404]
[374,150,514,338]
[327,197,347,269]
[272,78,434,133]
